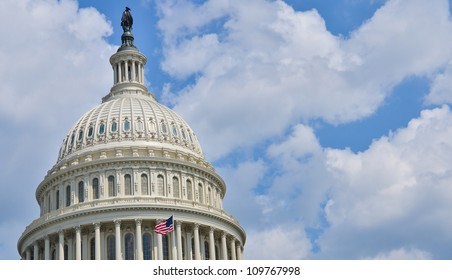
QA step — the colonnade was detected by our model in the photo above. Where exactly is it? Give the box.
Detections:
[22,218,243,260]
[112,57,145,85]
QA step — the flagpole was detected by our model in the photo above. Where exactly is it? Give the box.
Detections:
[171,213,177,260]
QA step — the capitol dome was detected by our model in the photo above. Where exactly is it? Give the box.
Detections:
[17,9,245,260]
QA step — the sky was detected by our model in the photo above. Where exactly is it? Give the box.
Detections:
[1,0,452,260]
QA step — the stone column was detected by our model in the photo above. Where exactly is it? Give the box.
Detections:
[94,223,101,260]
[75,226,81,260]
[193,224,201,260]
[125,60,129,81]
[153,232,158,260]
[131,60,136,81]
[33,241,39,260]
[186,231,193,260]
[114,220,122,260]
[25,248,31,260]
[58,230,65,260]
[118,62,122,83]
[209,228,215,260]
[44,236,50,260]
[236,244,243,260]
[157,232,163,260]
[221,232,227,260]
[135,219,143,260]
[176,221,183,260]
[230,238,237,260]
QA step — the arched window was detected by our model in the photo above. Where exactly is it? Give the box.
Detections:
[107,235,116,260]
[55,190,60,210]
[162,235,169,260]
[204,241,210,260]
[124,174,132,196]
[157,175,164,196]
[108,175,116,197]
[70,133,75,145]
[149,119,156,133]
[186,180,193,201]
[207,187,211,205]
[143,233,152,260]
[111,120,118,133]
[92,178,99,199]
[172,124,178,137]
[198,183,204,204]
[173,177,180,198]
[78,129,83,142]
[181,128,187,140]
[87,126,94,138]
[47,194,51,213]
[99,123,105,135]
[90,238,95,260]
[124,233,134,260]
[66,185,71,207]
[141,174,149,195]
[136,119,144,132]
[78,181,84,203]
[124,119,131,132]
[161,121,168,134]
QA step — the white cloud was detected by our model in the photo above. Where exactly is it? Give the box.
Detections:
[245,226,311,259]
[371,247,432,260]
[0,0,114,123]
[157,0,452,161]
[261,106,452,259]
[217,160,267,228]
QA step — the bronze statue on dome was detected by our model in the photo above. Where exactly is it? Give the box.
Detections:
[121,7,133,32]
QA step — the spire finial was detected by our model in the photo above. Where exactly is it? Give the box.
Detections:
[119,7,136,51]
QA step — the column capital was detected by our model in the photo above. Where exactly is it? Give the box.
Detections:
[93,222,101,229]
[114,219,121,226]
[135,219,142,226]
[58,229,65,236]
[74,225,81,232]
[176,220,182,227]
[193,223,200,230]
[209,227,215,233]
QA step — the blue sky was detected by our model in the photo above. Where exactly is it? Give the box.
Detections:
[1,0,452,260]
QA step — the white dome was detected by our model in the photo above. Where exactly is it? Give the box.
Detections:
[57,93,204,164]
[18,12,245,261]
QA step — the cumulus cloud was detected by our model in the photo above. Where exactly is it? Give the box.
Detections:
[245,226,311,259]
[157,0,452,160]
[0,0,114,123]
[252,106,452,259]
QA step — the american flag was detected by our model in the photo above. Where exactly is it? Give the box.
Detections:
[154,216,174,235]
